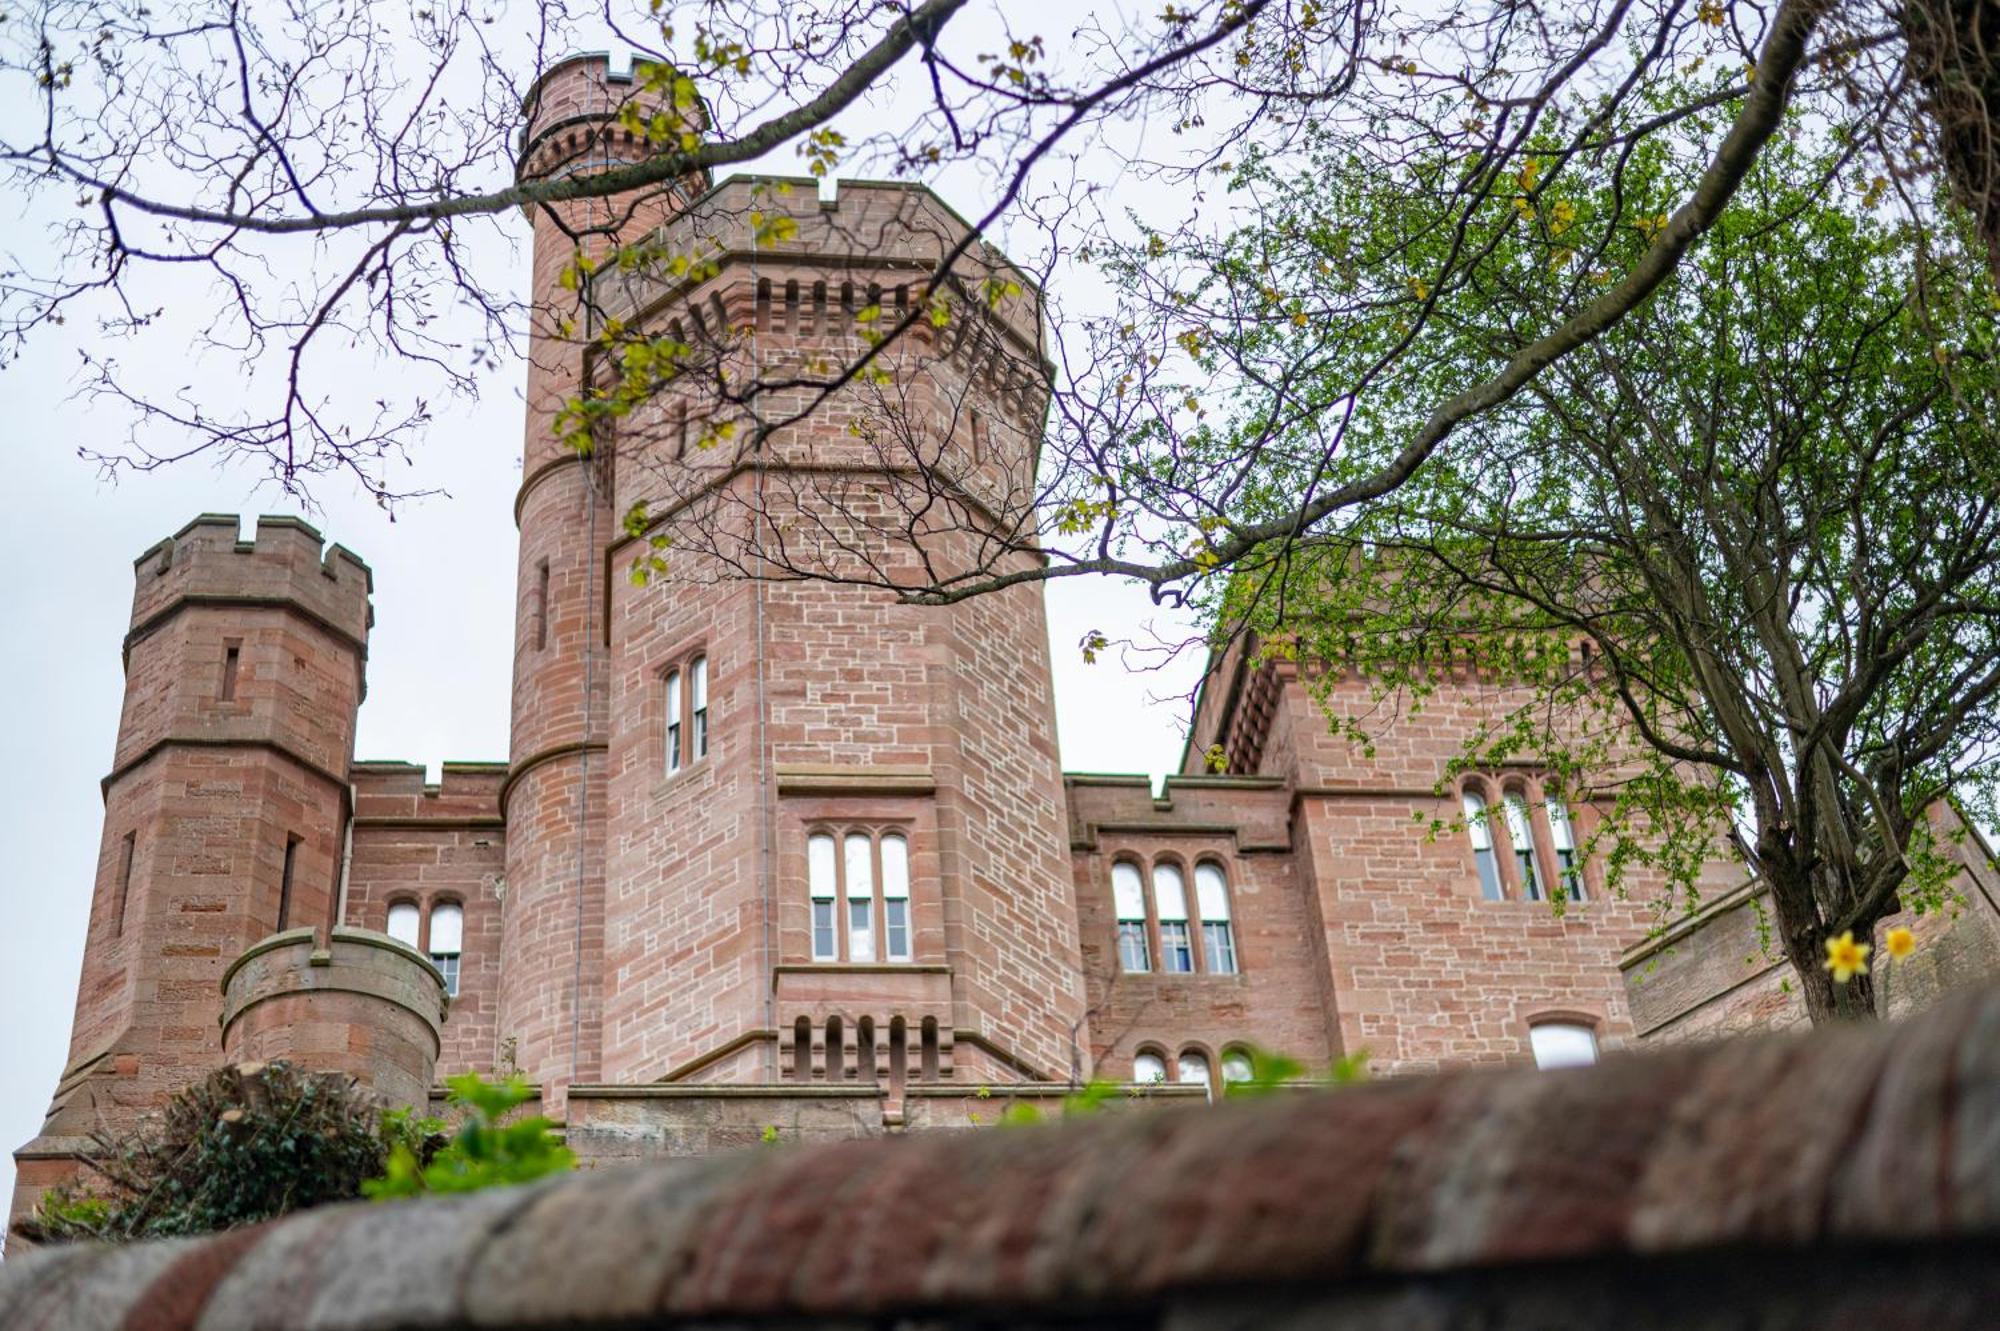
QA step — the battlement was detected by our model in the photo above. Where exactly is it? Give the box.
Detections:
[516,51,712,194]
[129,514,373,650]
[589,176,1045,364]
[351,759,508,822]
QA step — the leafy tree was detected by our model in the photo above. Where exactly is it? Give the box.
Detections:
[1199,119,2000,1023]
[4,0,1988,614]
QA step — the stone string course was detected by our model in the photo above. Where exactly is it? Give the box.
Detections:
[7,986,2000,1329]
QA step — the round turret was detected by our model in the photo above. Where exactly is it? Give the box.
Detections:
[220,927,446,1109]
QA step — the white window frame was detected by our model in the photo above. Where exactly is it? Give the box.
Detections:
[664,668,684,775]
[1464,789,1504,900]
[1132,1050,1168,1084]
[428,901,464,997]
[1153,862,1193,974]
[1194,861,1236,974]
[1529,1021,1599,1069]
[1112,860,1151,973]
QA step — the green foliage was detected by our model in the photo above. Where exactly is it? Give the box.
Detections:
[1160,98,2000,1016]
[363,1073,573,1200]
[1222,1046,1370,1097]
[18,1061,418,1245]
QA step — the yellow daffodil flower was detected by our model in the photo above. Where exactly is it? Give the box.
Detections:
[1884,926,1917,960]
[1823,930,1871,983]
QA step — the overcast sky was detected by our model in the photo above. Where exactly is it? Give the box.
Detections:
[0,7,1213,1213]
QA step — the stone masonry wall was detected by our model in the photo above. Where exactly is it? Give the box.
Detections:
[344,763,507,1077]
[10,986,2000,1330]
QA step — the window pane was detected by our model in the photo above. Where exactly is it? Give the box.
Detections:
[1504,793,1543,900]
[808,834,837,900]
[1176,1051,1210,1085]
[434,953,460,998]
[665,670,683,773]
[1117,921,1151,973]
[848,897,876,962]
[844,833,874,899]
[1462,791,1493,850]
[1548,798,1576,850]
[1221,1051,1254,1084]
[690,657,708,759]
[1160,922,1193,973]
[1203,921,1237,974]
[429,903,463,954]
[1194,862,1231,921]
[1111,861,1146,919]
[1133,1052,1167,1084]
[885,898,910,961]
[1153,863,1189,922]
[1530,1022,1598,1069]
[812,900,837,961]
[880,834,910,899]
[386,902,420,947]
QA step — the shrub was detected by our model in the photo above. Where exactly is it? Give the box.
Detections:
[16,1061,435,1245]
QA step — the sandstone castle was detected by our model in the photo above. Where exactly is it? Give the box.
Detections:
[18,54,2000,1220]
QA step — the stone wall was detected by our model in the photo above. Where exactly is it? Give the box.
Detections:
[8,985,1999,1330]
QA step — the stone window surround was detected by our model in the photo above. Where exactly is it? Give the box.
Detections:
[1128,1037,1251,1096]
[805,823,915,965]
[1457,774,1593,904]
[1109,851,1240,977]
[383,893,467,996]
[657,647,710,779]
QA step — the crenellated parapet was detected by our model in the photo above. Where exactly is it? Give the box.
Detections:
[129,513,372,660]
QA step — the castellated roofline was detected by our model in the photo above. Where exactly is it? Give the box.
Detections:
[126,514,374,659]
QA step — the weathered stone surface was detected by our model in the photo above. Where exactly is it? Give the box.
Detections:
[6,988,2000,1330]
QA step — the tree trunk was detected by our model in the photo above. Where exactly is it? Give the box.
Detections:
[1903,0,2000,286]
[1794,947,1879,1025]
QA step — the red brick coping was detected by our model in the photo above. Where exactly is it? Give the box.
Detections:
[6,987,2000,1329]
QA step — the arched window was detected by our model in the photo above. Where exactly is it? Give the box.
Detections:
[881,833,911,962]
[689,656,709,760]
[805,827,917,965]
[1529,1021,1598,1069]
[1111,860,1150,973]
[1463,789,1503,900]
[807,833,838,961]
[1132,1050,1167,1084]
[1221,1048,1254,1085]
[1153,863,1193,973]
[385,901,420,949]
[1176,1048,1211,1088]
[1502,792,1545,901]
[844,832,876,962]
[1548,797,1585,901]
[1194,862,1236,974]
[664,669,684,775]
[429,902,463,997]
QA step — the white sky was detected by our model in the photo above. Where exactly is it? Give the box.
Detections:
[0,4,1212,1214]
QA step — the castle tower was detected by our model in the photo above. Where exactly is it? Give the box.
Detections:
[500,55,711,1103]
[558,173,1090,1109]
[13,515,371,1219]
